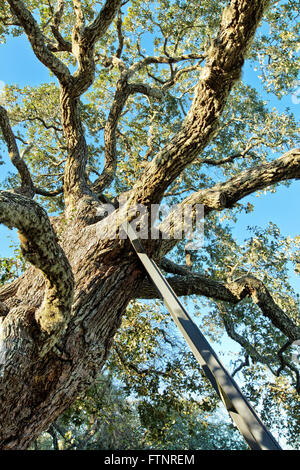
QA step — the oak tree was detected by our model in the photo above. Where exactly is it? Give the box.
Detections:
[0,0,299,449]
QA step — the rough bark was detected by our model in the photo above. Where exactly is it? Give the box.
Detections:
[60,87,94,210]
[0,192,74,337]
[0,219,144,448]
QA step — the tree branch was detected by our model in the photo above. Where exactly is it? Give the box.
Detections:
[128,53,206,77]
[276,341,300,393]
[218,303,276,373]
[0,191,74,338]
[60,89,95,211]
[18,115,63,133]
[71,0,122,96]
[6,0,71,86]
[128,0,272,205]
[232,355,250,377]
[48,0,72,52]
[115,8,124,59]
[135,271,300,343]
[0,106,65,200]
[158,148,300,256]
[92,80,131,193]
[34,186,64,197]
[58,0,123,206]
[201,147,300,210]
[0,105,34,198]
[129,83,164,100]
[81,0,122,46]
[93,80,163,193]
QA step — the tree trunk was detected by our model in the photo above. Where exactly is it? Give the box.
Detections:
[0,217,144,449]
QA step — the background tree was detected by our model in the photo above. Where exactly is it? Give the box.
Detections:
[28,374,247,450]
[0,0,299,449]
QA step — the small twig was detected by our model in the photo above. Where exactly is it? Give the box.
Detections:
[232,355,250,377]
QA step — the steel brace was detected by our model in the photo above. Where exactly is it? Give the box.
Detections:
[125,223,282,451]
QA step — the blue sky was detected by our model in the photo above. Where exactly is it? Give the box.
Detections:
[0,35,53,87]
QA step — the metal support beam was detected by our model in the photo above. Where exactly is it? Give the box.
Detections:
[124,223,282,450]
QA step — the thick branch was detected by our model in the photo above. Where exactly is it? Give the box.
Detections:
[129,83,164,100]
[60,88,95,210]
[201,147,300,210]
[137,272,237,303]
[61,0,123,203]
[0,191,74,336]
[82,0,122,47]
[49,0,72,52]
[115,8,124,58]
[128,0,271,205]
[181,148,300,213]
[136,270,300,343]
[71,0,122,96]
[229,275,300,342]
[159,148,300,256]
[34,186,64,197]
